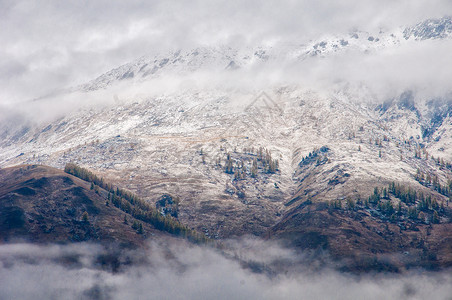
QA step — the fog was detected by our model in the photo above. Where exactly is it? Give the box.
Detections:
[2,32,452,126]
[1,0,452,107]
[1,238,451,300]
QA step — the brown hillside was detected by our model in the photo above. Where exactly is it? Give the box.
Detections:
[267,201,452,272]
[0,164,169,247]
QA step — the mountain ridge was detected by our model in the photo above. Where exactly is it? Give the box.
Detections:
[1,16,451,271]
[53,16,450,94]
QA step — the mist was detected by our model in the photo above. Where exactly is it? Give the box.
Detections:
[3,32,451,126]
[1,0,452,108]
[1,238,452,300]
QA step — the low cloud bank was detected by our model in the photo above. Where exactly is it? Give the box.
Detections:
[1,238,451,300]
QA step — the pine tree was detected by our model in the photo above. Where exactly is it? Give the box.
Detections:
[132,220,138,230]
[225,158,233,174]
[251,158,258,178]
[346,198,355,210]
[82,211,89,222]
[432,211,440,224]
[258,147,263,160]
[408,207,417,219]
[397,201,402,215]
[418,211,426,223]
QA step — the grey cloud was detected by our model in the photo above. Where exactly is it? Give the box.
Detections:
[1,0,452,104]
[1,239,452,300]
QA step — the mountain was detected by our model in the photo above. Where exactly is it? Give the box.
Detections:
[1,17,452,271]
[0,164,199,246]
[50,17,449,93]
[404,17,452,40]
[269,196,452,272]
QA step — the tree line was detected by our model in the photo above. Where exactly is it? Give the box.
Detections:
[329,182,448,224]
[64,163,208,243]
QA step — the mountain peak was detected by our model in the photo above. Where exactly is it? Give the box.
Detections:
[404,16,452,40]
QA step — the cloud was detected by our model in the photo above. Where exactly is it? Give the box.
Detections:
[291,39,452,101]
[1,0,452,105]
[1,238,452,300]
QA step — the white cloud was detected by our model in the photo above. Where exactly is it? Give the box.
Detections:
[1,0,451,105]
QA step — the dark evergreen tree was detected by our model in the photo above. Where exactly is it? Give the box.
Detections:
[82,211,89,222]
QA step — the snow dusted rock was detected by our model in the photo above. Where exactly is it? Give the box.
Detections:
[404,16,452,40]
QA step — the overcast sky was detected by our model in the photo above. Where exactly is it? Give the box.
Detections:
[1,0,451,104]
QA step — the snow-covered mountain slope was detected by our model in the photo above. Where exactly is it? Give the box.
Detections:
[1,17,451,239]
[1,87,451,238]
[75,17,452,92]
